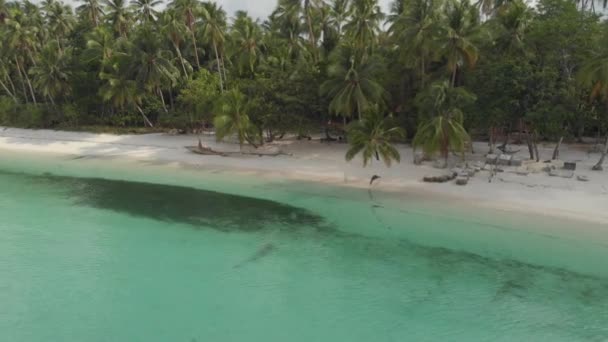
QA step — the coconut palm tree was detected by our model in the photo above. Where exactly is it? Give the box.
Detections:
[493,0,532,54]
[76,0,104,27]
[230,11,264,77]
[47,2,76,51]
[412,80,473,166]
[5,9,39,103]
[201,2,227,90]
[103,0,130,37]
[169,0,201,69]
[344,0,384,55]
[130,0,160,24]
[160,9,190,77]
[345,107,405,166]
[129,27,179,112]
[579,53,608,170]
[439,0,480,87]
[388,0,440,87]
[83,26,116,71]
[30,41,71,105]
[214,88,257,149]
[99,65,154,127]
[321,45,387,120]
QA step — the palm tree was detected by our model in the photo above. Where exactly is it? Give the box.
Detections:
[439,0,480,87]
[76,0,104,27]
[5,9,39,103]
[201,2,227,90]
[31,41,71,105]
[83,26,116,71]
[230,12,264,77]
[389,0,440,87]
[214,88,257,149]
[579,54,608,170]
[169,0,202,69]
[345,107,405,166]
[160,9,190,77]
[328,0,351,37]
[344,0,384,55]
[103,0,130,37]
[321,45,387,120]
[412,81,473,166]
[130,27,179,112]
[47,2,76,51]
[493,0,532,54]
[99,66,154,127]
[130,0,160,24]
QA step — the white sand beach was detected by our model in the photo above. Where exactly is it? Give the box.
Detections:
[1,127,607,224]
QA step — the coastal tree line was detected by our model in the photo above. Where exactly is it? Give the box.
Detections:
[0,0,608,166]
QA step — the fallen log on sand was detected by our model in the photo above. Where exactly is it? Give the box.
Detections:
[185,140,291,157]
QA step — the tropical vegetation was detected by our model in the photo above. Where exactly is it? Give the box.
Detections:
[0,0,608,166]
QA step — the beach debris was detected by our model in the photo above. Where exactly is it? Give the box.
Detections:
[185,142,290,157]
[167,128,186,135]
[486,154,498,164]
[515,168,530,176]
[577,175,589,182]
[510,157,523,167]
[498,154,512,166]
[456,175,469,185]
[549,169,574,178]
[563,162,577,170]
[423,172,457,183]
[414,152,425,165]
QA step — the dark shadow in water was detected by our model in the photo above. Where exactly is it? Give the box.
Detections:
[1,170,328,232]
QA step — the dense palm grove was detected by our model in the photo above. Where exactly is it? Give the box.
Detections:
[0,0,608,164]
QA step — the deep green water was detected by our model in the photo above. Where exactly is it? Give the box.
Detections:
[1,152,608,341]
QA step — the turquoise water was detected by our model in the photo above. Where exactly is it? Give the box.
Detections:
[1,152,607,341]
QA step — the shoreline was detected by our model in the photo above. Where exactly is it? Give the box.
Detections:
[1,127,608,225]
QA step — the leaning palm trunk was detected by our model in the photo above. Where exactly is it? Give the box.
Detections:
[16,59,36,104]
[212,41,224,92]
[14,58,30,103]
[552,136,563,160]
[592,135,608,171]
[0,79,18,103]
[158,87,168,113]
[190,28,201,69]
[136,105,154,127]
[172,43,189,77]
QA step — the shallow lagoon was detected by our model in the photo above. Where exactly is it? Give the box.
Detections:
[1,152,607,341]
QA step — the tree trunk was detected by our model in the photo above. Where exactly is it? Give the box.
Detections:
[213,41,224,92]
[158,87,168,113]
[533,131,540,162]
[173,42,189,78]
[304,0,317,62]
[552,136,563,160]
[221,53,228,87]
[14,58,29,103]
[592,135,608,171]
[526,132,535,160]
[17,59,36,104]
[190,28,201,69]
[0,79,18,103]
[136,105,154,127]
[488,127,495,154]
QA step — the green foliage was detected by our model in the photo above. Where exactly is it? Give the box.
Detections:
[346,107,405,167]
[0,0,607,163]
[213,88,258,147]
[175,69,220,127]
[413,81,473,161]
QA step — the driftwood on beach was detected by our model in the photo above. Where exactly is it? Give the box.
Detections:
[186,140,290,157]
